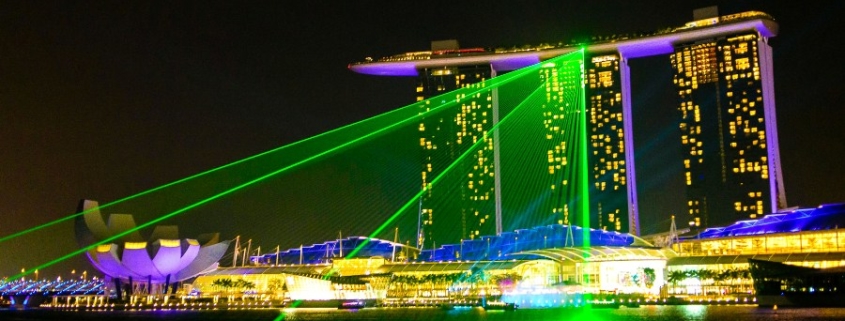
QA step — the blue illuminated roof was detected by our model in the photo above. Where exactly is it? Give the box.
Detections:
[255,224,643,265]
[253,236,409,265]
[695,203,845,239]
[0,279,105,296]
[418,224,637,262]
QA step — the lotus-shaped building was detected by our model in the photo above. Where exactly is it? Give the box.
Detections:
[74,200,230,287]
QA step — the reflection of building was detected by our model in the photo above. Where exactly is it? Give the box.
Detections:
[749,258,845,307]
[74,200,230,299]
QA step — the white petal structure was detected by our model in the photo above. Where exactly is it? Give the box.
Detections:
[75,200,229,283]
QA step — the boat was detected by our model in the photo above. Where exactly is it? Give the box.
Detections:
[337,300,368,309]
[749,258,845,307]
[586,300,621,309]
[483,301,517,311]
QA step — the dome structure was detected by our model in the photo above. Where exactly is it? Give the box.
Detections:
[74,200,230,284]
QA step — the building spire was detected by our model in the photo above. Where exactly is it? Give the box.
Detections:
[669,215,680,249]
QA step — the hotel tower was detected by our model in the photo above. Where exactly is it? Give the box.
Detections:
[671,28,786,228]
[349,7,785,244]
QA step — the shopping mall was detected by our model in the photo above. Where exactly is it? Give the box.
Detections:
[189,203,845,306]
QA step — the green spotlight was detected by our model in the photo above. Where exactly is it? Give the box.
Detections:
[7,47,568,283]
[344,50,585,262]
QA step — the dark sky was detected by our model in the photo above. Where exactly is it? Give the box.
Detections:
[1,1,844,278]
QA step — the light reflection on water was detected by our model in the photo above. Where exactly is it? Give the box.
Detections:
[6,305,845,321]
[273,305,845,321]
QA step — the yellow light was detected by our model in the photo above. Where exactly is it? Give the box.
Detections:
[125,242,147,250]
[159,239,181,247]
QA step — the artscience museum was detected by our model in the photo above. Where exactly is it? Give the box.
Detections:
[74,200,230,299]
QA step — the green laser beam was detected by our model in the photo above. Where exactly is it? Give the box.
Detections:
[577,48,591,248]
[0,99,432,245]
[5,97,463,282]
[3,71,520,244]
[2,50,551,247]
[9,49,561,282]
[307,52,585,310]
[574,48,593,293]
[4,42,600,319]
[261,53,582,319]
[342,51,583,264]
[275,60,565,315]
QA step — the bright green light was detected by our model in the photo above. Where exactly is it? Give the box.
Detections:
[302,51,587,310]
[578,48,590,249]
[345,50,585,261]
[5,95,458,282]
[8,48,574,283]
[574,47,593,302]
[10,48,592,310]
[6,63,538,248]
[0,90,443,245]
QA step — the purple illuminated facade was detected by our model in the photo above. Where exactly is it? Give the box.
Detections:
[349,10,784,234]
[74,200,230,296]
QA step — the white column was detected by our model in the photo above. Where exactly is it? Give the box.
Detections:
[758,35,787,211]
[491,65,503,236]
[619,54,641,235]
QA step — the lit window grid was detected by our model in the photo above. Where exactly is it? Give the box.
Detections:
[670,33,772,224]
[587,55,628,232]
[541,64,576,227]
[416,66,496,244]
[674,229,845,259]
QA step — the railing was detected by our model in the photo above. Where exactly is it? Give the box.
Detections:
[350,11,775,66]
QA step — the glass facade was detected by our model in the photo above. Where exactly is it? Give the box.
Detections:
[414,55,639,249]
[541,61,577,227]
[586,54,629,232]
[350,10,782,238]
[666,204,845,298]
[541,54,633,234]
[671,33,779,228]
[417,65,496,247]
[675,229,845,259]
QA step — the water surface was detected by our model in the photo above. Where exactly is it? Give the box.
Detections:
[3,305,845,321]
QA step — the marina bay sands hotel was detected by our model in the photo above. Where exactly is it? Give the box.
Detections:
[349,7,786,243]
[17,8,839,310]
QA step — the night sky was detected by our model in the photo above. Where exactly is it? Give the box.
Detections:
[2,1,844,278]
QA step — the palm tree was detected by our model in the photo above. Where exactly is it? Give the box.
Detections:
[212,278,234,293]
[643,268,656,289]
[667,270,687,295]
[233,279,256,292]
[267,278,284,299]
